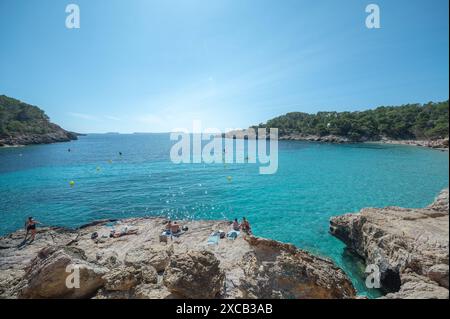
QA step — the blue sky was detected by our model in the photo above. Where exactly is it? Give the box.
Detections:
[0,0,448,133]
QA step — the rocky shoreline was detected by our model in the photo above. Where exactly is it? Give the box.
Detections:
[222,130,449,150]
[1,190,448,299]
[0,218,356,299]
[330,189,449,299]
[0,130,79,147]
[370,138,449,151]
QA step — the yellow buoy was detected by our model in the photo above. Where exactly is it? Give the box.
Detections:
[69,181,75,187]
[227,176,232,182]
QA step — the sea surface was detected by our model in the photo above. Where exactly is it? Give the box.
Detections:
[0,134,448,297]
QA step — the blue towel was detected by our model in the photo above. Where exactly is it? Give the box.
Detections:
[207,233,220,245]
[227,230,240,240]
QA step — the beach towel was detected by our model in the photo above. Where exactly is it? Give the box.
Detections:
[227,230,240,240]
[207,232,220,245]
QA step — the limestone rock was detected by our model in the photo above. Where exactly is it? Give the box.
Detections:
[1,217,357,299]
[124,245,172,272]
[18,247,107,299]
[163,250,225,298]
[103,266,140,291]
[239,237,356,299]
[330,189,449,299]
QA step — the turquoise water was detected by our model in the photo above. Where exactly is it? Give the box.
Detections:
[0,134,448,297]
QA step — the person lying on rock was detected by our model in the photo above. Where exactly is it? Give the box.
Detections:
[24,216,42,242]
[110,227,138,238]
[170,221,181,234]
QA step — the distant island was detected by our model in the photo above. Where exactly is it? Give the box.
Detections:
[0,95,78,147]
[225,101,449,149]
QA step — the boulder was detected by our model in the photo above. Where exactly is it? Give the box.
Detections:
[163,250,225,298]
[125,245,172,272]
[239,237,356,299]
[18,247,107,299]
[103,266,140,291]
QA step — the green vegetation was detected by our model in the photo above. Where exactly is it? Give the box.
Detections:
[0,95,59,137]
[254,101,449,141]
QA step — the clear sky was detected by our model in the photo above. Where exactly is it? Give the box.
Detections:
[0,0,448,133]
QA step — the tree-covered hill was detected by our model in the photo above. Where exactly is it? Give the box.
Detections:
[254,101,449,141]
[0,95,77,146]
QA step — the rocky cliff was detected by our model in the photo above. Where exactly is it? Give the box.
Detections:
[330,189,449,299]
[0,95,78,147]
[0,218,356,299]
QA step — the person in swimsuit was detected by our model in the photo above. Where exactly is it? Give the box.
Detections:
[240,217,252,235]
[232,218,240,231]
[25,217,41,242]
[170,221,181,234]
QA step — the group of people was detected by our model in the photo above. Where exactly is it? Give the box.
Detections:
[231,217,252,235]
[22,216,252,244]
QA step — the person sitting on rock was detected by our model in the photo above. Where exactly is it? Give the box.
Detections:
[165,220,173,232]
[232,218,240,231]
[170,221,181,234]
[25,216,41,242]
[240,217,252,235]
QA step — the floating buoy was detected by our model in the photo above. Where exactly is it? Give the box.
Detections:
[96,166,101,172]
[108,160,112,164]
[69,181,75,187]
[227,176,232,182]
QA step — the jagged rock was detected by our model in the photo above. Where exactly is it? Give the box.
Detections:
[96,250,119,268]
[239,237,356,299]
[163,250,225,299]
[141,265,158,284]
[18,247,107,299]
[102,263,157,292]
[103,266,140,291]
[427,264,449,289]
[382,273,449,299]
[330,189,449,299]
[1,217,357,299]
[125,245,172,272]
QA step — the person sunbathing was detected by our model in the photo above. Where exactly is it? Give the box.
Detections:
[110,227,138,238]
[170,221,181,234]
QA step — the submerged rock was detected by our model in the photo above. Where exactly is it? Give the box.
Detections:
[0,217,356,299]
[330,189,449,299]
